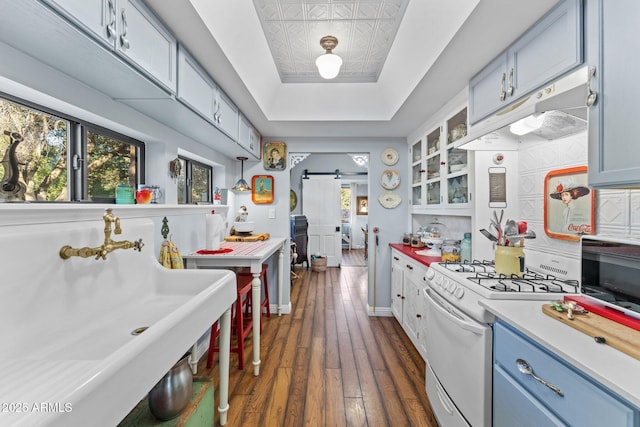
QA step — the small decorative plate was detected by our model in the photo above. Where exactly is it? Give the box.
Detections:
[290,189,297,212]
[378,191,401,209]
[381,148,399,166]
[380,169,400,190]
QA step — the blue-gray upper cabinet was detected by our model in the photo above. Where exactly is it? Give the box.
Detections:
[469,0,583,125]
[177,45,238,142]
[177,45,216,123]
[41,0,177,94]
[238,114,261,159]
[585,0,640,188]
[215,90,239,143]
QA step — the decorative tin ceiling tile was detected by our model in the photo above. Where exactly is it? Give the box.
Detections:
[253,0,409,83]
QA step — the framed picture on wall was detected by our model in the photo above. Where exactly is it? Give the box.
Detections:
[544,166,595,241]
[356,196,369,215]
[251,175,274,204]
[263,141,286,171]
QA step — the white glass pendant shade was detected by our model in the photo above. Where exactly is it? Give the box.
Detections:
[316,53,343,79]
[316,36,342,79]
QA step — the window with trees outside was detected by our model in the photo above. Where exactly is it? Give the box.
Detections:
[176,156,212,204]
[0,94,144,202]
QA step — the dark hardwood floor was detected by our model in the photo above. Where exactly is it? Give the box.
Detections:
[199,262,437,426]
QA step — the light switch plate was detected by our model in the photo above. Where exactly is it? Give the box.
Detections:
[268,207,276,219]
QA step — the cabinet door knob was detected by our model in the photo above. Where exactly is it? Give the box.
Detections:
[586,66,598,107]
[119,9,130,49]
[516,359,564,397]
[506,67,514,97]
[416,314,422,318]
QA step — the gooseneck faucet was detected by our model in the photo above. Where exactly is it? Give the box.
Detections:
[60,208,144,260]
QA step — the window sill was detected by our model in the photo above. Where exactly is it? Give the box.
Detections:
[0,204,229,226]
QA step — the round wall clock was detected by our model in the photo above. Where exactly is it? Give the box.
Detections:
[381,148,399,166]
[380,169,400,190]
[378,191,401,209]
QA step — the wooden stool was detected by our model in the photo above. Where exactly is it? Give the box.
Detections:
[207,274,253,369]
[237,264,270,332]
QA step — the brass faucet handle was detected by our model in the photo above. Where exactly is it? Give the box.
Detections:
[133,238,144,252]
[95,248,108,260]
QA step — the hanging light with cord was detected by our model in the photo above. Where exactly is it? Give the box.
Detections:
[232,156,251,192]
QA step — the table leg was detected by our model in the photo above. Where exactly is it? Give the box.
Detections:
[278,243,284,316]
[252,273,261,376]
[218,306,231,425]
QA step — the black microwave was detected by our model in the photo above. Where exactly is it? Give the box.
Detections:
[581,236,640,320]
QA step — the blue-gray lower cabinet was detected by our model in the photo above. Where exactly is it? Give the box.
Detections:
[493,320,638,427]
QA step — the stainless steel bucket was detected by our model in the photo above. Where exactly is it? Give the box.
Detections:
[148,352,193,420]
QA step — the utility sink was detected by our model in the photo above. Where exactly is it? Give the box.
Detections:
[0,218,236,427]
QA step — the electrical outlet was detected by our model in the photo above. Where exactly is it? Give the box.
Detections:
[268,207,276,219]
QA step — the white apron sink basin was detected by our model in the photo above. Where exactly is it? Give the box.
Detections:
[0,218,236,427]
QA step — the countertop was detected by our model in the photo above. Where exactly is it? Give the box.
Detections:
[389,243,441,266]
[481,299,640,408]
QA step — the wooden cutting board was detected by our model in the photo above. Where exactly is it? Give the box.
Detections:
[542,304,640,361]
[224,233,270,242]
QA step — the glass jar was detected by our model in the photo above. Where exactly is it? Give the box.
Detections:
[402,233,411,246]
[411,234,425,248]
[460,232,472,262]
[441,239,461,262]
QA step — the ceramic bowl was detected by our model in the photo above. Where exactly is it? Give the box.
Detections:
[233,221,255,233]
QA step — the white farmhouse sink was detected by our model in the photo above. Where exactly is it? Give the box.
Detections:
[0,217,236,427]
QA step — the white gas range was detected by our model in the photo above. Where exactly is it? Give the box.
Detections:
[423,260,579,427]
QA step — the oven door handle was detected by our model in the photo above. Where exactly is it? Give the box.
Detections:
[425,288,486,336]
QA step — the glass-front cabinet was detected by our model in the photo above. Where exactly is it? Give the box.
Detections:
[409,106,473,214]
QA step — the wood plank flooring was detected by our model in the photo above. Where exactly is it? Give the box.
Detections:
[198,264,437,426]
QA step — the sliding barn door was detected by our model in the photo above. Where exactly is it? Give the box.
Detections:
[303,175,342,267]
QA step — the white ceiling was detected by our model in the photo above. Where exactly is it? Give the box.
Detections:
[145,0,561,139]
[252,0,410,84]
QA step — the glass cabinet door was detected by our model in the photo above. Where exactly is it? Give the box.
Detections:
[412,185,422,206]
[447,174,468,204]
[427,182,440,205]
[446,107,467,146]
[447,146,468,174]
[426,154,441,181]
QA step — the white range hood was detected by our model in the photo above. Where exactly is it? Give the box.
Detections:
[462,65,590,150]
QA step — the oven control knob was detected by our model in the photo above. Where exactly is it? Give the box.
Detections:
[447,281,455,293]
[434,274,443,286]
[453,287,464,299]
[426,268,435,280]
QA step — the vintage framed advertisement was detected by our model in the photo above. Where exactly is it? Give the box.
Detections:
[263,141,286,171]
[544,166,595,241]
[356,196,369,215]
[251,175,274,204]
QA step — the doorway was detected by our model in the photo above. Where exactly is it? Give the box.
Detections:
[290,153,369,270]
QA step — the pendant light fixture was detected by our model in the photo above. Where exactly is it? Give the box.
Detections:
[232,156,251,192]
[315,36,342,79]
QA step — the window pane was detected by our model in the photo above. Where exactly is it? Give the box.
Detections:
[177,158,187,204]
[191,162,210,203]
[341,186,351,220]
[0,98,68,201]
[87,131,137,200]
